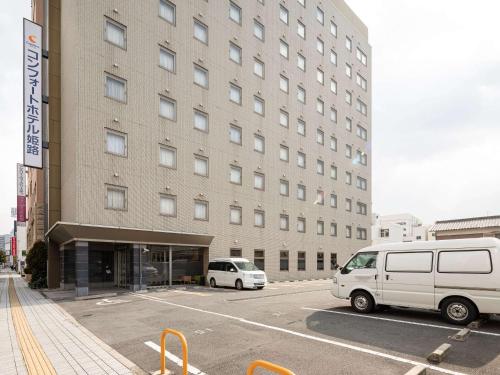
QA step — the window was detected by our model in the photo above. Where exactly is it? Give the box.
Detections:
[317,68,324,84]
[105,129,127,156]
[357,99,368,116]
[342,252,377,274]
[330,223,337,237]
[297,152,306,168]
[160,195,176,217]
[330,194,337,208]
[280,75,289,93]
[330,253,338,270]
[345,63,352,78]
[345,117,352,132]
[229,124,242,144]
[229,1,242,24]
[280,179,289,196]
[356,73,367,91]
[316,7,324,24]
[356,47,367,66]
[380,228,390,238]
[298,252,306,271]
[194,155,209,176]
[297,20,305,39]
[194,200,208,220]
[297,86,306,103]
[316,190,324,205]
[356,150,367,166]
[254,58,264,78]
[280,251,289,271]
[316,38,324,55]
[230,165,242,185]
[279,145,289,161]
[159,145,176,168]
[159,96,176,120]
[254,134,265,153]
[106,185,126,210]
[330,50,337,66]
[317,252,324,270]
[317,221,324,235]
[297,217,306,233]
[254,172,265,190]
[254,19,264,41]
[357,176,367,190]
[330,21,337,37]
[330,107,337,123]
[357,228,368,240]
[280,215,289,231]
[297,119,306,136]
[345,145,352,158]
[105,74,126,102]
[194,110,208,132]
[194,64,208,88]
[438,250,492,274]
[316,129,324,145]
[254,250,265,271]
[330,136,337,151]
[194,19,208,44]
[385,252,433,273]
[280,39,289,59]
[229,83,242,104]
[346,171,352,185]
[297,53,306,71]
[330,79,337,94]
[316,98,324,114]
[357,125,368,140]
[229,42,242,64]
[280,5,289,24]
[357,202,367,215]
[254,96,265,115]
[297,184,306,201]
[330,165,337,180]
[159,47,175,72]
[345,91,352,105]
[254,210,265,227]
[345,198,352,212]
[159,0,175,24]
[230,206,242,224]
[317,159,324,175]
[345,36,352,51]
[280,110,289,128]
[346,225,352,238]
[105,18,126,49]
[230,248,242,258]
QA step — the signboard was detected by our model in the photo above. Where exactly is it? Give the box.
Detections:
[17,163,26,222]
[11,207,17,218]
[11,237,17,258]
[23,19,43,169]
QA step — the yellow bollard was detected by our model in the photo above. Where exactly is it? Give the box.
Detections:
[160,329,188,375]
[246,360,296,375]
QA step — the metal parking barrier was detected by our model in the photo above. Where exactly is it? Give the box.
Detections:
[160,328,188,375]
[246,360,295,375]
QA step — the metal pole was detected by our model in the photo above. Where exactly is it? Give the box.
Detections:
[139,247,142,290]
[168,246,172,287]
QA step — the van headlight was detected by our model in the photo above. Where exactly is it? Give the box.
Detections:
[333,277,338,284]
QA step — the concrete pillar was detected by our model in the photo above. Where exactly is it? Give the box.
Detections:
[47,239,60,289]
[75,241,89,297]
[130,244,142,291]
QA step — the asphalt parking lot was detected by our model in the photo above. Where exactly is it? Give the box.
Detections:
[58,280,500,375]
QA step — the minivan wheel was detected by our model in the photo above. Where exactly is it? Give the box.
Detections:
[441,298,477,325]
[350,291,375,313]
[235,279,244,290]
[209,278,216,288]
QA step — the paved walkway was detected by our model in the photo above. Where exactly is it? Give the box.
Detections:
[0,271,142,375]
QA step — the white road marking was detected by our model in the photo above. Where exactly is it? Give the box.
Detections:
[172,290,211,297]
[145,341,207,375]
[96,298,130,306]
[133,293,466,375]
[302,307,500,337]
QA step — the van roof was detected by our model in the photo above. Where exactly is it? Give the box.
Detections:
[360,237,500,253]
[210,258,249,263]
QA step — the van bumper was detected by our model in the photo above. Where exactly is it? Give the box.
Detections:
[243,280,267,289]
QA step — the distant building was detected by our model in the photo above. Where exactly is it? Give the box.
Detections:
[372,213,431,244]
[429,215,500,240]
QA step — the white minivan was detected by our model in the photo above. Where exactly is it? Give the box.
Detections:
[207,258,267,290]
[332,238,500,325]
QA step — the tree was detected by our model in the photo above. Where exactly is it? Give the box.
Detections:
[26,241,47,289]
[0,250,6,264]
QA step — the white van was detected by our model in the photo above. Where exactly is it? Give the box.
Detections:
[207,258,267,290]
[332,238,500,325]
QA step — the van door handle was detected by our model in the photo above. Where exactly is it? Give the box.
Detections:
[385,275,389,280]
[374,274,378,280]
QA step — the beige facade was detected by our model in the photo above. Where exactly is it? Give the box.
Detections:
[44,0,372,285]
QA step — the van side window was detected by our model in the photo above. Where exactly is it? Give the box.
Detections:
[385,252,433,273]
[342,252,377,274]
[438,250,492,274]
[225,262,236,272]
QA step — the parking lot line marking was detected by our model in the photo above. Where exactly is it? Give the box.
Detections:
[132,293,466,375]
[145,341,207,375]
[302,307,500,338]
[172,290,211,297]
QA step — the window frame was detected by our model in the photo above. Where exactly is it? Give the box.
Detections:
[159,194,177,217]
[104,17,127,50]
[105,128,127,157]
[385,251,434,273]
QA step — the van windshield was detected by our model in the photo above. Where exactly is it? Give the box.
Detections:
[234,262,260,271]
[342,252,378,274]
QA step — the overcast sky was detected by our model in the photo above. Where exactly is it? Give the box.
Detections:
[1,1,500,234]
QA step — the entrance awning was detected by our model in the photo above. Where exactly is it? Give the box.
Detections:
[46,222,214,247]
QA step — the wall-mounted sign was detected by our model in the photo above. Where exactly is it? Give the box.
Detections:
[17,163,26,222]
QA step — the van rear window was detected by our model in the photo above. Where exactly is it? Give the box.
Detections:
[438,250,492,274]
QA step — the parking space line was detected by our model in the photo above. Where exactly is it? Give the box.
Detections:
[145,341,207,375]
[132,293,466,375]
[302,307,500,338]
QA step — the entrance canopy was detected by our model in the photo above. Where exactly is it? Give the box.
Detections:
[46,221,214,247]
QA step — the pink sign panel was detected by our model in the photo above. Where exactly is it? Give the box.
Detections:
[17,195,26,222]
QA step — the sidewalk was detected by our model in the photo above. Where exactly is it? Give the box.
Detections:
[0,271,144,375]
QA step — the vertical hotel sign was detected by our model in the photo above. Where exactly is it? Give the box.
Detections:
[17,164,26,222]
[23,19,43,169]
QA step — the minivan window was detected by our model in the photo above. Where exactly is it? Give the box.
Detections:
[225,262,237,272]
[342,252,377,274]
[208,262,222,271]
[385,251,433,273]
[438,250,492,274]
[234,261,259,271]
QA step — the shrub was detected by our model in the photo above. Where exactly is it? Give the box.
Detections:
[23,267,31,274]
[26,241,47,289]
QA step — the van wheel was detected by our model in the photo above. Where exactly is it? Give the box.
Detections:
[209,278,216,288]
[351,291,375,313]
[441,298,477,325]
[235,279,243,290]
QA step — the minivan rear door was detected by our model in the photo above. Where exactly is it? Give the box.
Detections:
[382,251,435,309]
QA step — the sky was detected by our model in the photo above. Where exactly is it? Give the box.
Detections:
[0,1,500,234]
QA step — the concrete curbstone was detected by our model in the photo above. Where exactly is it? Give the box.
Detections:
[427,343,451,363]
[449,328,471,342]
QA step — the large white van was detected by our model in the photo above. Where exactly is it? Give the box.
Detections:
[207,258,267,290]
[332,238,500,325]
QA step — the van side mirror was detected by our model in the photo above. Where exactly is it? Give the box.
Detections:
[230,267,236,272]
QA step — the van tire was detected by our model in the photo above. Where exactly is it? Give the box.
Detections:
[441,297,477,325]
[350,291,375,313]
[235,279,244,290]
[209,278,217,288]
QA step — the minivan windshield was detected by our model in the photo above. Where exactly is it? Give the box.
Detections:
[342,252,378,274]
[234,261,260,271]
